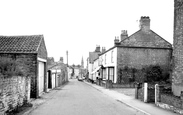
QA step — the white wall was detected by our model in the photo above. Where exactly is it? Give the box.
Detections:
[99,47,117,83]
[92,58,99,81]
[88,63,93,80]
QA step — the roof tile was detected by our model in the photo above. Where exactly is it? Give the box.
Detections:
[0,35,43,53]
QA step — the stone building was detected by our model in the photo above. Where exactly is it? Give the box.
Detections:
[0,35,47,98]
[172,0,183,96]
[98,16,172,85]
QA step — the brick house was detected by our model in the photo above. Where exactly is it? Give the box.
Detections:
[98,17,172,85]
[172,0,183,96]
[0,35,47,98]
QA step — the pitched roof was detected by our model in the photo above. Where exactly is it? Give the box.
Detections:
[89,52,100,63]
[0,35,44,53]
[120,30,172,49]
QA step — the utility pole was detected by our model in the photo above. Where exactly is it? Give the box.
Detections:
[66,50,68,67]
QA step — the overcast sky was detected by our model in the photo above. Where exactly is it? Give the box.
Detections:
[0,0,174,67]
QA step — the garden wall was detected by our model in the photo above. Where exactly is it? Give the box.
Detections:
[0,75,30,114]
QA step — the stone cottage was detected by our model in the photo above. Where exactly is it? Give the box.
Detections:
[172,0,183,96]
[0,35,47,98]
[98,16,172,85]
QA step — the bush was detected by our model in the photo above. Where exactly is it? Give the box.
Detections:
[0,57,24,77]
[117,65,170,84]
[145,65,162,83]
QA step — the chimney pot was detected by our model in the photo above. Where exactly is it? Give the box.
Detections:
[95,45,101,52]
[114,36,120,45]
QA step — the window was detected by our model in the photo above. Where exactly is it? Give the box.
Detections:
[105,54,106,64]
[103,68,106,79]
[108,67,114,82]
[111,50,114,63]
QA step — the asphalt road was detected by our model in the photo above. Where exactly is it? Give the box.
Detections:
[29,79,144,115]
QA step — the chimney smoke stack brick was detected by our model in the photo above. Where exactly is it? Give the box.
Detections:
[95,45,101,52]
[114,36,120,45]
[120,30,128,41]
[139,16,150,31]
[102,47,106,53]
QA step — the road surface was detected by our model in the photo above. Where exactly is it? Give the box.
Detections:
[29,79,144,115]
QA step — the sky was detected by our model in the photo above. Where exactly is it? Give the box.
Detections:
[0,0,174,67]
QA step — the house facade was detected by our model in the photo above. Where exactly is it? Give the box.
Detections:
[88,46,101,82]
[0,35,47,98]
[98,47,117,83]
[95,17,172,85]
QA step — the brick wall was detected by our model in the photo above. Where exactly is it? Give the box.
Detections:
[37,38,47,60]
[120,30,172,48]
[117,47,172,84]
[161,94,183,109]
[0,54,38,98]
[0,75,30,114]
[172,0,183,96]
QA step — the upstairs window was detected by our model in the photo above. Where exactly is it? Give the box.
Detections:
[111,50,114,63]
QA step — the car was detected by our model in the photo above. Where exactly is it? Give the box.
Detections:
[78,76,83,81]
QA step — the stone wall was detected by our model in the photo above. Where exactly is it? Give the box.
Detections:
[137,87,144,101]
[0,76,30,114]
[172,0,183,96]
[0,53,38,98]
[117,47,172,84]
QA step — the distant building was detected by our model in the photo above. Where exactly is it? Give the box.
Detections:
[47,60,68,89]
[47,57,55,65]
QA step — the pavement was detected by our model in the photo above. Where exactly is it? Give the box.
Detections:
[84,81,178,115]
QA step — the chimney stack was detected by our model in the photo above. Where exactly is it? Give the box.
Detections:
[95,45,101,52]
[114,36,120,45]
[120,30,128,41]
[59,57,63,63]
[102,47,106,53]
[139,16,150,31]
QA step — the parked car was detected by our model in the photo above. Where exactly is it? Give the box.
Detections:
[78,76,83,81]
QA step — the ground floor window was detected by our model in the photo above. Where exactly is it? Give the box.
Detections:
[108,67,114,82]
[103,68,106,79]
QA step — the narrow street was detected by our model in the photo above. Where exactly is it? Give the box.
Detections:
[29,79,144,115]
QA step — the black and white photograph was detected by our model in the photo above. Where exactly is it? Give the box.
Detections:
[0,0,182,115]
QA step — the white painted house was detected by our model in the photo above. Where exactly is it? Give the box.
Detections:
[88,46,101,82]
[98,47,117,83]
[91,58,100,81]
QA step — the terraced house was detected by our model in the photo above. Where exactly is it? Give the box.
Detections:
[94,16,172,86]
